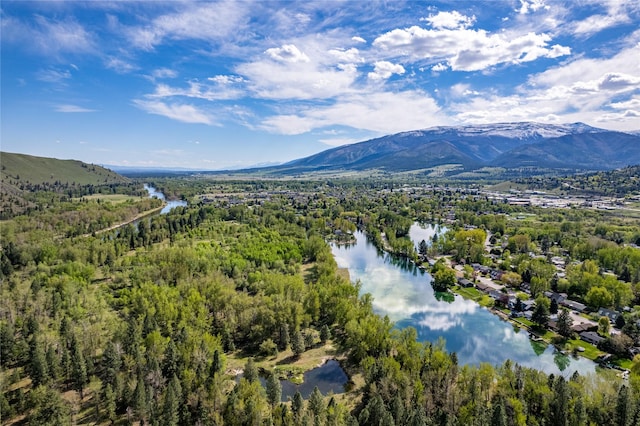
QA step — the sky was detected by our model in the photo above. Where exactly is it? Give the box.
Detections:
[2,0,640,170]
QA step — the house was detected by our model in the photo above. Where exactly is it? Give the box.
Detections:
[597,308,621,323]
[572,323,597,333]
[579,331,605,346]
[476,282,492,292]
[561,299,587,313]
[457,278,474,288]
[489,290,509,306]
[521,299,536,311]
[544,291,567,305]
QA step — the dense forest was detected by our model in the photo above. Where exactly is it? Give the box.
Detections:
[1,176,640,425]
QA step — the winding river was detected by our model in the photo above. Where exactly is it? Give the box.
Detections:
[144,184,187,213]
[331,224,597,377]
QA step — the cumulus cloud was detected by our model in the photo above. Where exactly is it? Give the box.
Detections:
[260,90,446,135]
[373,25,570,71]
[133,99,214,124]
[423,11,476,30]
[265,44,310,63]
[368,61,405,80]
[518,0,549,15]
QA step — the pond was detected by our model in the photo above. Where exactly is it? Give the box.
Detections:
[331,224,597,377]
[242,360,349,401]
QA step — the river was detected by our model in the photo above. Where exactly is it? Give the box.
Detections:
[331,224,597,377]
[144,184,187,213]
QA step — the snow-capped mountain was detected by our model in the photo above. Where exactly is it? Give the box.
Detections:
[255,122,640,175]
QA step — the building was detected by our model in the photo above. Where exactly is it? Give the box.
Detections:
[579,331,605,346]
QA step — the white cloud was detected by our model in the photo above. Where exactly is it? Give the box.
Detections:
[572,1,633,36]
[128,2,251,49]
[518,0,549,15]
[36,69,72,83]
[106,57,138,74]
[152,68,178,79]
[261,90,447,135]
[133,99,214,125]
[2,15,95,57]
[431,63,448,72]
[237,39,360,100]
[265,44,310,63]
[328,47,363,64]
[149,78,245,101]
[55,104,96,113]
[373,26,570,71]
[423,11,476,30]
[368,61,405,80]
[352,36,366,43]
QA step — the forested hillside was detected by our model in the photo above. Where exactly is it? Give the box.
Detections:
[1,178,639,425]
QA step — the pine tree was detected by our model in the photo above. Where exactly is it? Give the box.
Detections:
[163,374,182,426]
[28,338,49,387]
[244,357,258,383]
[292,329,306,358]
[308,386,325,424]
[70,335,87,399]
[320,324,331,344]
[266,371,282,407]
[104,384,116,425]
[292,391,304,423]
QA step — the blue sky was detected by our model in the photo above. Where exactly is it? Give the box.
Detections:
[2,1,639,169]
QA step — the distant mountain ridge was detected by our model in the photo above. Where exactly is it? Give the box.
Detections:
[260,122,640,175]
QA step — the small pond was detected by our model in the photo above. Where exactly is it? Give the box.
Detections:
[242,360,349,401]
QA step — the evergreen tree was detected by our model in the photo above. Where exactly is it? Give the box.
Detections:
[320,324,331,344]
[308,386,325,424]
[557,308,574,339]
[292,329,306,358]
[615,385,632,426]
[28,338,49,387]
[104,384,117,425]
[292,391,304,423]
[532,296,550,329]
[163,374,182,426]
[70,335,88,398]
[266,371,282,407]
[244,357,258,383]
[46,345,62,382]
[279,323,290,351]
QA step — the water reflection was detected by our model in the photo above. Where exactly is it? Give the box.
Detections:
[331,228,596,377]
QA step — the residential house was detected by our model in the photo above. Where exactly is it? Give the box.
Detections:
[597,308,621,324]
[561,299,587,313]
[457,278,474,288]
[579,331,605,346]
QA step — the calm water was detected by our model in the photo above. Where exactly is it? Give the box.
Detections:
[331,225,596,377]
[243,360,348,401]
[144,184,187,213]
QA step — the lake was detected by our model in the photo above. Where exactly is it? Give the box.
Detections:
[331,224,596,377]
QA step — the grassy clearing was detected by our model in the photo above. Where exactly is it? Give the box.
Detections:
[566,339,602,360]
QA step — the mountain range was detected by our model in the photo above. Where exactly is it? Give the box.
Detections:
[255,122,640,176]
